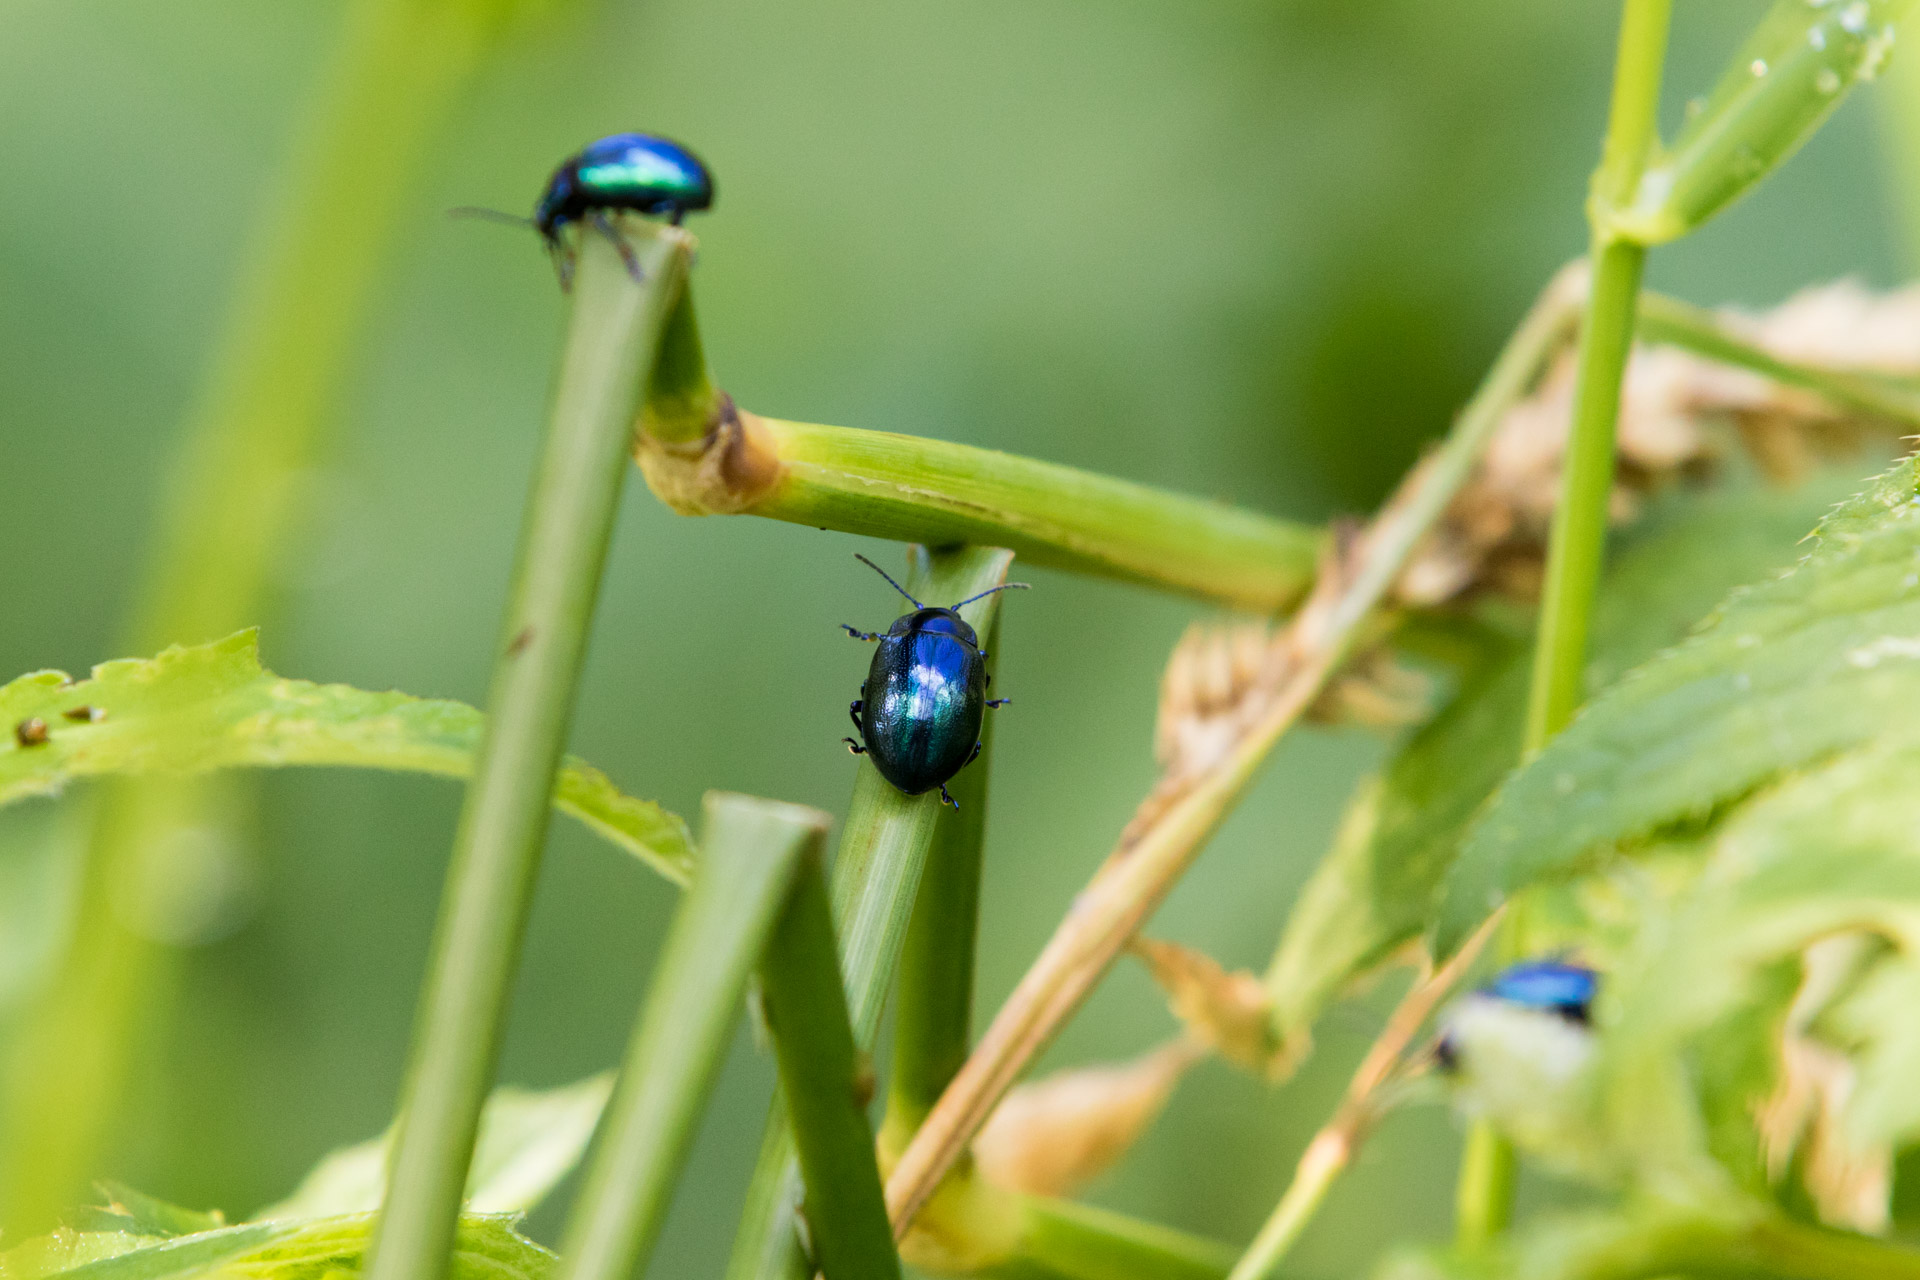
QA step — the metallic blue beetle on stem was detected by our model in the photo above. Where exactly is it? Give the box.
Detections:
[454,133,714,289]
[841,554,1028,809]
[1433,959,1599,1073]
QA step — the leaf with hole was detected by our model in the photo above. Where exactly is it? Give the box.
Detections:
[0,630,691,884]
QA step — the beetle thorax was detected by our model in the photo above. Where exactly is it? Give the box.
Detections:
[889,607,978,647]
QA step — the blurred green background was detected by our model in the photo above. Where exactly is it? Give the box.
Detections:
[0,0,1908,1273]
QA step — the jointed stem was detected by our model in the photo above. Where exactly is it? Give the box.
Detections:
[1459,0,1673,1248]
[366,223,691,1280]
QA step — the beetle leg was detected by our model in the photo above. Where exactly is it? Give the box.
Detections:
[965,741,982,767]
[986,697,1012,708]
[591,211,646,282]
[842,737,866,755]
[938,783,960,810]
[841,624,882,642]
[848,700,864,733]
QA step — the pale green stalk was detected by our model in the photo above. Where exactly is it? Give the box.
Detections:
[366,222,690,1280]
[554,794,826,1280]
[0,0,528,1231]
[1460,0,1673,1247]
[758,844,904,1280]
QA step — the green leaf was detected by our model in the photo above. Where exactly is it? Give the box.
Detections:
[1609,0,1916,244]
[1822,953,1920,1151]
[255,1072,614,1220]
[0,1214,552,1280]
[1437,454,1920,955]
[74,1184,226,1237]
[0,631,691,884]
[1265,474,1859,1041]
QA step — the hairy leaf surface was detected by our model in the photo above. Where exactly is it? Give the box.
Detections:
[1438,456,1920,954]
[1266,476,1857,1042]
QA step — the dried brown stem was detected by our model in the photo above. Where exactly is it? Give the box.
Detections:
[880,268,1585,1236]
[1224,911,1502,1280]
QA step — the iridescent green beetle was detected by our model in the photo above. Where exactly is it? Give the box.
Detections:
[456,132,714,287]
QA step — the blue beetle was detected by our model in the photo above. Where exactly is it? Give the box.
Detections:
[841,554,1027,809]
[1484,960,1599,1022]
[1434,959,1599,1073]
[454,133,714,288]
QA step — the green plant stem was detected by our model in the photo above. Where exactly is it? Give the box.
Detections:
[1499,1208,1920,1280]
[1523,252,1652,752]
[1012,1196,1237,1280]
[365,222,691,1280]
[1228,1131,1344,1280]
[1460,0,1672,1249]
[638,408,1322,612]
[759,846,905,1280]
[1451,1124,1521,1253]
[725,546,1018,1280]
[1636,292,1920,425]
[554,794,826,1280]
[881,610,999,1150]
[0,0,522,1231]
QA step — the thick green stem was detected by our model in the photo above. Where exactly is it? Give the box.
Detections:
[759,852,904,1280]
[365,223,691,1280]
[725,546,1018,1280]
[1460,0,1672,1248]
[639,412,1321,613]
[881,610,999,1150]
[1012,1196,1236,1280]
[554,794,826,1280]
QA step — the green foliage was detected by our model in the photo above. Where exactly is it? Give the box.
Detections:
[1266,473,1862,1046]
[256,1074,613,1220]
[1610,0,1916,244]
[1383,447,1920,1280]
[0,630,691,884]
[1438,453,1920,953]
[0,1214,553,1280]
[0,1075,607,1279]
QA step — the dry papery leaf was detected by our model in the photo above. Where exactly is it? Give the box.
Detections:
[1131,937,1281,1076]
[1398,279,1920,608]
[971,1040,1204,1198]
[1755,935,1892,1234]
[1154,617,1431,781]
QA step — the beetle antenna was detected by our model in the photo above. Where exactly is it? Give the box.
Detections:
[853,553,923,609]
[951,582,1031,611]
[448,205,536,228]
